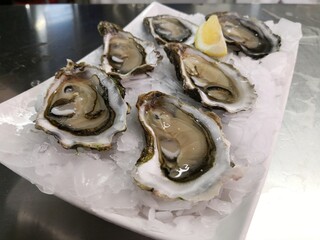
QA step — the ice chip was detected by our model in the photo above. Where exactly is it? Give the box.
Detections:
[155,211,174,223]
[156,198,193,211]
[173,216,195,233]
[73,159,116,198]
[148,207,156,221]
[36,183,55,195]
[138,191,159,209]
[207,198,234,216]
[261,52,288,79]
[0,124,47,155]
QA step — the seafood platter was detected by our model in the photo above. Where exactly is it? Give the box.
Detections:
[0,2,302,240]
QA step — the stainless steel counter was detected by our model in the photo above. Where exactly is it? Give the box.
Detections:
[0,3,319,240]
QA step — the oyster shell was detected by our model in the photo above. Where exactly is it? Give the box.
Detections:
[35,60,128,150]
[207,12,281,59]
[143,15,198,45]
[133,91,231,201]
[164,43,257,113]
[98,21,162,79]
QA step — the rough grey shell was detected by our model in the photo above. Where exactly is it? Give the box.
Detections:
[207,12,281,59]
[164,43,257,113]
[98,21,162,80]
[133,91,231,201]
[143,15,198,45]
[35,60,128,150]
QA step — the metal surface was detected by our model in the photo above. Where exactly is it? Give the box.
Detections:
[0,3,319,240]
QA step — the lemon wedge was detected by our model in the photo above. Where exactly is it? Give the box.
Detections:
[195,15,227,58]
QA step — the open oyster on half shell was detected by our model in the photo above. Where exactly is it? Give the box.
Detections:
[133,91,232,202]
[98,21,162,80]
[143,15,198,45]
[35,60,128,150]
[207,12,281,59]
[164,43,257,113]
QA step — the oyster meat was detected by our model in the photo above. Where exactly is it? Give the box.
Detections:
[35,60,128,150]
[207,12,281,59]
[164,43,257,113]
[144,15,198,45]
[98,21,162,79]
[133,91,231,201]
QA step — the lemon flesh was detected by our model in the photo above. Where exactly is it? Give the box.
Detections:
[195,15,227,58]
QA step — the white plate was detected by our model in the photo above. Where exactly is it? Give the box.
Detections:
[0,2,302,240]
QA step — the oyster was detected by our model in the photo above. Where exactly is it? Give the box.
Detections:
[98,21,162,79]
[35,60,128,150]
[144,15,198,45]
[207,12,281,59]
[133,91,231,201]
[164,43,257,113]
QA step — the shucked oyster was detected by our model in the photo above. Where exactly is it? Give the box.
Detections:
[133,91,231,201]
[36,60,128,150]
[144,15,198,45]
[207,12,281,59]
[164,43,257,113]
[98,21,162,79]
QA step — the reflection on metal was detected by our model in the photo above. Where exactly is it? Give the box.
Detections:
[5,180,80,240]
[36,16,47,36]
[25,5,48,44]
